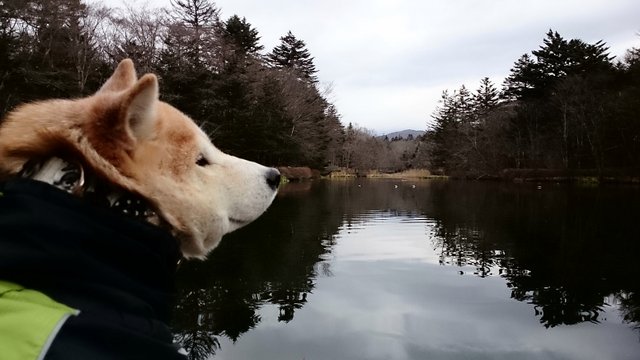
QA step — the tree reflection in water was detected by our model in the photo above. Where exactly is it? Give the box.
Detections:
[172,181,343,359]
[172,180,640,359]
[429,181,640,329]
[618,291,640,332]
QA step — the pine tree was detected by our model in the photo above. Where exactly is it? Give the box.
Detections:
[532,30,570,79]
[502,53,538,99]
[158,0,220,120]
[169,0,218,30]
[167,0,219,67]
[222,15,263,54]
[0,0,108,114]
[503,30,614,100]
[474,77,499,117]
[267,31,318,83]
[428,90,458,170]
[454,85,474,124]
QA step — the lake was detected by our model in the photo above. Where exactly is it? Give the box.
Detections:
[173,179,640,360]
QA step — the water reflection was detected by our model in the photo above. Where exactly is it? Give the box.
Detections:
[172,180,640,359]
[173,181,342,358]
[430,182,640,329]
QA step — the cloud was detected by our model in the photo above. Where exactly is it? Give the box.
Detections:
[108,0,640,133]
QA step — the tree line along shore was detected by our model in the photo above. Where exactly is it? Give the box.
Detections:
[1,1,639,184]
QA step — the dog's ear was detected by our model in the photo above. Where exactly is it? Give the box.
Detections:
[122,74,159,142]
[99,59,137,93]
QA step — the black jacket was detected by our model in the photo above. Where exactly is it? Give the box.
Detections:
[0,179,187,360]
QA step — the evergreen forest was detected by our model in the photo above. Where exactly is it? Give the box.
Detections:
[1,1,639,178]
[428,30,640,178]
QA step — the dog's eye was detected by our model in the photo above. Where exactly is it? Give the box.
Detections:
[196,154,210,167]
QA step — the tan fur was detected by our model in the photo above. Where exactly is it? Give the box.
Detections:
[0,59,278,258]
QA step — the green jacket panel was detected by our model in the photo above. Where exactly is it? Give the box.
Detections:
[0,281,79,360]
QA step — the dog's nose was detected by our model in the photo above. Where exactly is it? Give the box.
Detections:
[265,168,281,190]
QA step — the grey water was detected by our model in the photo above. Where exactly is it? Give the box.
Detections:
[173,179,640,360]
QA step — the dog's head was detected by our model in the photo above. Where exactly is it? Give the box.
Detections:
[0,59,280,258]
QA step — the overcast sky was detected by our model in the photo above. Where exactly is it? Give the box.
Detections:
[112,0,640,134]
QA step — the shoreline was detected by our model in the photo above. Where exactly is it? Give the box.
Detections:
[280,167,640,185]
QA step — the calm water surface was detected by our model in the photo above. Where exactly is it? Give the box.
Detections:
[173,180,640,360]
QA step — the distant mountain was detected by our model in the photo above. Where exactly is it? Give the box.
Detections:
[381,129,425,140]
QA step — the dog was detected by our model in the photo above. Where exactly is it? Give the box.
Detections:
[0,59,279,359]
[0,58,280,258]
